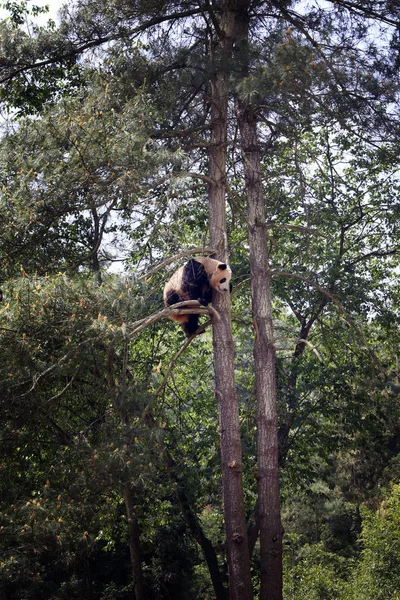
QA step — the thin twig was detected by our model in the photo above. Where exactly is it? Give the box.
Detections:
[45,371,78,404]
[273,337,323,361]
[127,300,219,337]
[19,352,72,398]
[272,270,385,375]
[148,318,214,408]
[148,320,212,409]
[18,337,100,398]
[267,223,331,240]
[139,247,216,280]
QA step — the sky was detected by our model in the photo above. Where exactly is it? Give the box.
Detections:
[0,0,65,25]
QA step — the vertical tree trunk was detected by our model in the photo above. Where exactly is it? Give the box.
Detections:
[143,410,227,600]
[107,346,148,600]
[278,309,326,464]
[238,106,283,600]
[124,486,148,600]
[208,2,253,599]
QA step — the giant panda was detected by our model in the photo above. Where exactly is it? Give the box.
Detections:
[163,256,232,337]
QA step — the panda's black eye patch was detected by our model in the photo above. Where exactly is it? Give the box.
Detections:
[220,278,226,283]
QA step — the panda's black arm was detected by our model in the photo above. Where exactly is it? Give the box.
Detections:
[165,289,184,306]
[182,259,209,301]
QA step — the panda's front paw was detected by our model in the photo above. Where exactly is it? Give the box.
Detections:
[198,297,209,306]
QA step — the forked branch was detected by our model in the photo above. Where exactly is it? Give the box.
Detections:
[139,248,216,280]
[127,300,220,338]
[272,269,385,375]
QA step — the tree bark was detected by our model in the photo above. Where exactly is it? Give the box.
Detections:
[277,304,327,464]
[237,106,283,600]
[107,346,148,600]
[208,2,253,599]
[143,410,227,600]
[124,486,148,600]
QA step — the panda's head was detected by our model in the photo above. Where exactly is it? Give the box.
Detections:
[210,262,232,293]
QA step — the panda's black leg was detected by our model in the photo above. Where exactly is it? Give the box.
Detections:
[183,315,200,337]
[166,290,184,306]
[198,288,212,306]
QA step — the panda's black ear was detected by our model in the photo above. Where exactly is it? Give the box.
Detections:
[218,264,227,270]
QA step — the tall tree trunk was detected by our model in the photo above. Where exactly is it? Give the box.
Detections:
[143,410,227,600]
[237,106,283,600]
[208,2,253,599]
[278,304,327,464]
[124,486,148,600]
[107,345,148,600]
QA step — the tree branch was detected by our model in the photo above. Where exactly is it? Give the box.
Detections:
[273,337,323,361]
[139,247,216,280]
[0,7,204,85]
[272,269,386,375]
[324,0,399,27]
[267,223,331,240]
[127,300,219,338]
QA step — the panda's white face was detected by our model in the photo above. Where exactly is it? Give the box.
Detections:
[210,264,232,293]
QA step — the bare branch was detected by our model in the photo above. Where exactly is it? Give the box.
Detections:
[139,247,216,280]
[178,171,216,186]
[44,371,78,404]
[272,269,386,375]
[267,223,331,240]
[19,351,72,398]
[127,300,219,337]
[155,123,211,139]
[273,337,323,361]
[17,337,98,398]
[147,318,212,408]
[324,0,399,27]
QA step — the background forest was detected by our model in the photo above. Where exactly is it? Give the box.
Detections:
[1,0,400,599]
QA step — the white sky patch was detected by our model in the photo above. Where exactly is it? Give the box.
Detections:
[0,0,64,25]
